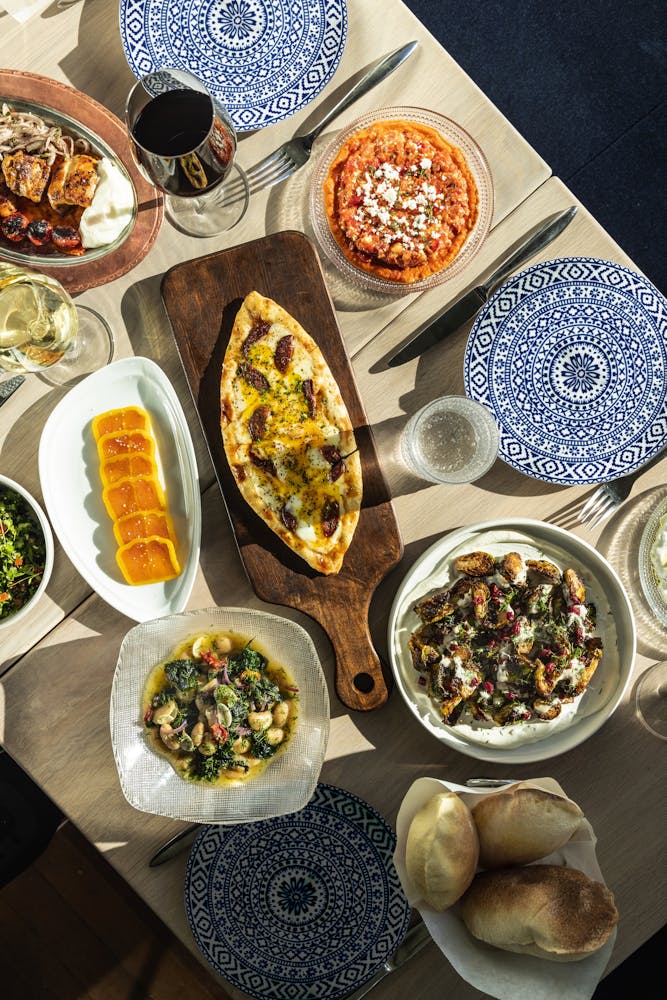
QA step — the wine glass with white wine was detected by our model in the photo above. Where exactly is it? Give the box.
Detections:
[0,263,113,386]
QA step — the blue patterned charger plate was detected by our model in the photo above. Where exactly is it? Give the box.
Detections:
[184,783,411,999]
[464,257,667,485]
[119,0,348,132]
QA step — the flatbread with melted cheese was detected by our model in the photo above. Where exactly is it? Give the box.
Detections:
[220,291,362,574]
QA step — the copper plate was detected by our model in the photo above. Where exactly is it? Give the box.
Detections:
[0,70,163,293]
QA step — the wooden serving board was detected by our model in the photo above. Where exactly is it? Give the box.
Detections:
[161,231,403,711]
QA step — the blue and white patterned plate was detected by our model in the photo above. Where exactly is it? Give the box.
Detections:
[184,783,411,999]
[464,257,667,485]
[119,0,348,132]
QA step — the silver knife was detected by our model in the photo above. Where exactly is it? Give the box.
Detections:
[347,921,432,999]
[0,375,26,406]
[148,822,200,867]
[386,205,577,367]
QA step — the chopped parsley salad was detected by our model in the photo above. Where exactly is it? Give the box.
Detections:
[0,486,47,621]
[143,630,298,785]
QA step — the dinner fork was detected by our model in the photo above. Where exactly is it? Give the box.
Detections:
[217,40,418,206]
[578,446,667,529]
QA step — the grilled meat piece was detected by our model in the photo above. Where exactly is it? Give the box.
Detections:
[1,150,51,202]
[47,153,99,210]
[0,211,29,241]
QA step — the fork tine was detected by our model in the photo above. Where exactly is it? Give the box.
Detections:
[590,501,618,529]
[579,492,612,526]
[242,148,287,183]
[579,487,605,523]
[582,495,614,527]
[248,159,297,193]
[247,154,295,189]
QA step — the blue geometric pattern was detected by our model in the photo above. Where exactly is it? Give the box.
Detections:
[464,257,667,484]
[184,783,410,999]
[119,0,348,131]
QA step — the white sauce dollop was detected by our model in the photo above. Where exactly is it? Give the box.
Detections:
[79,157,134,249]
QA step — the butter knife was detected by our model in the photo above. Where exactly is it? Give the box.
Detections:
[347,921,432,999]
[149,822,200,867]
[386,205,577,367]
[0,375,26,406]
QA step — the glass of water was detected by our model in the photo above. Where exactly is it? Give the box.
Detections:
[0,263,113,385]
[401,395,499,484]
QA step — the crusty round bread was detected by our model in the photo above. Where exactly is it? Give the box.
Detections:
[472,784,584,868]
[460,864,618,961]
[405,792,479,911]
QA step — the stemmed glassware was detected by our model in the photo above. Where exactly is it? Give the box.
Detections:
[125,67,249,237]
[636,660,667,740]
[0,262,113,386]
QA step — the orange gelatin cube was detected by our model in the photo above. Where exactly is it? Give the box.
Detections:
[116,535,181,585]
[102,475,166,521]
[92,406,149,441]
[101,452,156,486]
[97,430,156,462]
[113,508,175,546]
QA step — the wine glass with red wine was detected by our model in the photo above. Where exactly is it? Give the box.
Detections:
[126,68,249,237]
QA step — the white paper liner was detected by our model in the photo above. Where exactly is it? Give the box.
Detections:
[394,776,617,1000]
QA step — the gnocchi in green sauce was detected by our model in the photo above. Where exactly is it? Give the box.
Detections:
[142,631,298,784]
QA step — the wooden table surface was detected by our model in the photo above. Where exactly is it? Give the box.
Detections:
[0,1,665,998]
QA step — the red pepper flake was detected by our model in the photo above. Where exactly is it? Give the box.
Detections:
[483,681,494,693]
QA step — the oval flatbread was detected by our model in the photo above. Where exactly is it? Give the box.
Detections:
[220,291,362,575]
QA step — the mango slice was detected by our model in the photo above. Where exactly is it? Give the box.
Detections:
[94,405,182,587]
[102,475,166,522]
[116,536,181,586]
[92,406,149,440]
[97,429,156,462]
[113,509,175,546]
[101,452,156,486]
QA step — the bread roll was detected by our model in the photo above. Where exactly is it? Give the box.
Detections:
[472,784,584,867]
[460,864,618,961]
[405,792,479,911]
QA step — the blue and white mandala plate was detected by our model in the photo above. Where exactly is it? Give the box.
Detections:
[184,783,411,999]
[119,0,348,132]
[464,257,667,485]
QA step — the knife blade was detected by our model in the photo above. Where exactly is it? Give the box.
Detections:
[148,822,200,867]
[386,205,578,367]
[0,375,26,405]
[347,921,432,1000]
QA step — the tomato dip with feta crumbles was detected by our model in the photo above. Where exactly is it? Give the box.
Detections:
[323,119,479,283]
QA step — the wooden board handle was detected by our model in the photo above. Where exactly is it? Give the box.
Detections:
[318,611,390,712]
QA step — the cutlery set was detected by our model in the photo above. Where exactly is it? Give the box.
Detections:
[217,41,419,206]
